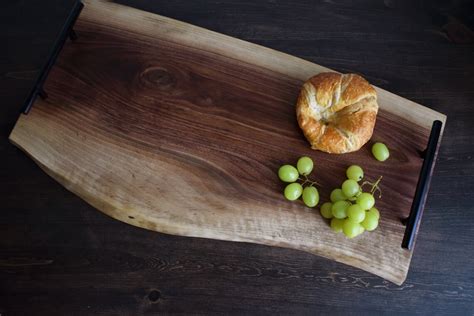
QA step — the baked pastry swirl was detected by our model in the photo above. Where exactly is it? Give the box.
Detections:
[296,72,378,154]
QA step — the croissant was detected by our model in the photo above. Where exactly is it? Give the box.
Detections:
[296,72,379,154]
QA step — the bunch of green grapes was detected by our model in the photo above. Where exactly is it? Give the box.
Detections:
[278,157,320,207]
[320,165,382,238]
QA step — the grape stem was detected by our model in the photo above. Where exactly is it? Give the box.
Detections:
[298,175,321,187]
[361,176,383,198]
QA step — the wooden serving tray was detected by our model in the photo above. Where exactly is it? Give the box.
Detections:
[10,0,446,285]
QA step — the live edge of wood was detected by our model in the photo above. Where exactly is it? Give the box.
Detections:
[9,0,446,285]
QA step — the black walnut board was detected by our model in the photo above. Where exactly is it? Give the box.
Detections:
[9,0,446,285]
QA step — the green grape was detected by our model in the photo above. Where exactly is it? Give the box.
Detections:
[361,211,379,231]
[331,200,350,219]
[330,218,344,233]
[320,202,333,219]
[297,156,314,176]
[284,183,303,201]
[278,165,299,182]
[357,225,365,235]
[346,165,364,182]
[330,188,347,202]
[347,204,365,223]
[342,179,360,198]
[342,219,363,238]
[367,207,380,220]
[302,186,319,207]
[372,142,390,162]
[356,192,375,210]
[348,190,361,202]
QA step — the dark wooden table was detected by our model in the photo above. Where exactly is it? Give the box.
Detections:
[1,1,473,314]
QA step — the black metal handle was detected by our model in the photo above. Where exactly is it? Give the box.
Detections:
[402,120,443,250]
[22,0,84,114]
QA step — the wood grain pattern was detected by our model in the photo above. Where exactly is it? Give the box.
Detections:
[9,0,445,285]
[2,0,474,314]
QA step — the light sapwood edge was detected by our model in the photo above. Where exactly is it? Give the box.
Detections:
[9,118,407,285]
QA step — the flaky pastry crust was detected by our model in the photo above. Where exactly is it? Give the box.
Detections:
[296,72,378,154]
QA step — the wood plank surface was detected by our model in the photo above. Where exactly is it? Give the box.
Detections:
[2,0,474,315]
[9,0,444,287]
